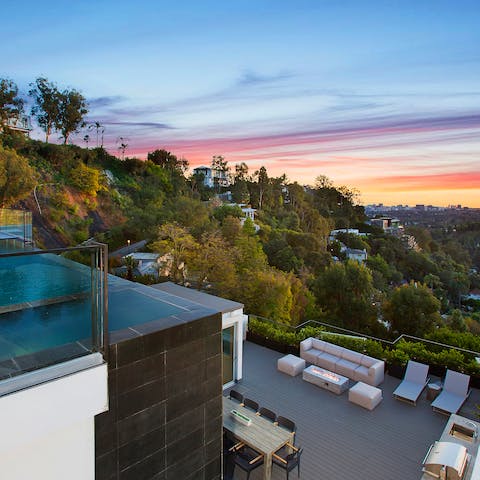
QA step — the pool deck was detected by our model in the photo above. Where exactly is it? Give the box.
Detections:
[226,341,480,480]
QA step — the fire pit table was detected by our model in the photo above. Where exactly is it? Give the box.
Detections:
[302,365,349,394]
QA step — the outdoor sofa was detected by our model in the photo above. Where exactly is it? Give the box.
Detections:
[300,337,385,386]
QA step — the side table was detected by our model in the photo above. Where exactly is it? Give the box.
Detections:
[426,381,442,401]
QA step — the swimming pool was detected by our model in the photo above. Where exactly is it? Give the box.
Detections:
[0,249,186,365]
[0,253,91,308]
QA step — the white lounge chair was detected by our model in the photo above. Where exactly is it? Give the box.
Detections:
[393,360,430,405]
[431,370,471,415]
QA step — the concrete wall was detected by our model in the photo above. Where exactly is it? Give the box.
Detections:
[0,359,108,480]
[96,312,223,480]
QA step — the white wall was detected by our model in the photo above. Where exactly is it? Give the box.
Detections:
[222,309,247,382]
[0,357,108,480]
[2,417,95,480]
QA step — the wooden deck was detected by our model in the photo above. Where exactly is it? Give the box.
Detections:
[226,341,480,480]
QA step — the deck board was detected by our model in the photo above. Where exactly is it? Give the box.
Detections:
[226,341,480,480]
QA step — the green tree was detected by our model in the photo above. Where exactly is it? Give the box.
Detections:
[123,255,138,281]
[231,162,250,203]
[239,268,293,324]
[383,282,441,336]
[211,155,229,192]
[312,260,376,331]
[190,231,237,295]
[447,309,467,332]
[147,149,188,173]
[213,204,243,223]
[252,166,269,210]
[56,88,88,144]
[234,218,268,273]
[0,78,23,126]
[0,146,36,207]
[221,216,242,245]
[150,223,198,284]
[29,77,61,142]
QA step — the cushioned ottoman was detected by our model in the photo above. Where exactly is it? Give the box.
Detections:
[277,354,306,376]
[348,382,382,410]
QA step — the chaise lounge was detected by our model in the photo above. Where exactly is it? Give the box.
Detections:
[431,369,471,415]
[300,337,384,386]
[392,360,429,405]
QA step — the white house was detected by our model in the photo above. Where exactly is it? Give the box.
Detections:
[3,114,32,135]
[343,247,368,263]
[193,166,230,188]
[123,252,162,276]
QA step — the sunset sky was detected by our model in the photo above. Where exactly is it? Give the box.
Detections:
[4,0,480,206]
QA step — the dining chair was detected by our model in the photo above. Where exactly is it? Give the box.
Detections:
[229,389,244,404]
[272,445,303,479]
[258,406,277,423]
[243,398,259,412]
[277,416,296,437]
[233,446,264,480]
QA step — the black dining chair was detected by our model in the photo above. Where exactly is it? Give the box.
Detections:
[273,445,303,479]
[243,397,259,412]
[276,415,297,446]
[233,446,264,480]
[223,430,235,480]
[229,389,244,404]
[258,406,277,423]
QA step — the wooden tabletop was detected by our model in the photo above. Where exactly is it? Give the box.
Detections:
[223,397,292,455]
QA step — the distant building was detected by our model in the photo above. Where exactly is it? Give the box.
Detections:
[193,165,230,188]
[226,203,260,231]
[3,114,32,135]
[328,228,367,243]
[344,247,368,263]
[369,216,402,235]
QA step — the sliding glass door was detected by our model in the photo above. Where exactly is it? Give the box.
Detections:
[222,326,235,385]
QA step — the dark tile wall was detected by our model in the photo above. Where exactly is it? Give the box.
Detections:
[95,312,223,480]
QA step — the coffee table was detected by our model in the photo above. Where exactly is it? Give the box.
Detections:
[302,365,349,394]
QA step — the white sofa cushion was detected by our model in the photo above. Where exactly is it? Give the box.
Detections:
[316,352,339,371]
[300,338,313,352]
[361,355,375,367]
[312,338,327,351]
[323,343,343,356]
[354,365,370,382]
[336,359,359,378]
[341,349,363,364]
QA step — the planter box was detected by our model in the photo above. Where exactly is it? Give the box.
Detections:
[246,331,299,355]
[386,363,406,379]
[246,331,267,347]
[264,337,288,354]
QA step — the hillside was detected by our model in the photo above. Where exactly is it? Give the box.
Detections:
[1,129,479,338]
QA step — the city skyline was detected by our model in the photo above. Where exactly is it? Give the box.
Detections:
[4,0,480,207]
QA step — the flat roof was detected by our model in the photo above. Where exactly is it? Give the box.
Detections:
[151,281,243,314]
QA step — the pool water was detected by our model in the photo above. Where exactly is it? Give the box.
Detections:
[0,288,184,361]
[0,253,90,307]
[0,250,185,364]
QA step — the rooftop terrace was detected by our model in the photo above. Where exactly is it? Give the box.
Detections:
[228,341,480,480]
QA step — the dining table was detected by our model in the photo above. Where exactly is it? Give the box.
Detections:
[223,397,294,480]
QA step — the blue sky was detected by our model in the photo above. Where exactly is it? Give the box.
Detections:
[3,0,480,205]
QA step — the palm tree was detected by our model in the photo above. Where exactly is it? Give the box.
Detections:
[88,121,104,148]
[117,136,128,160]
